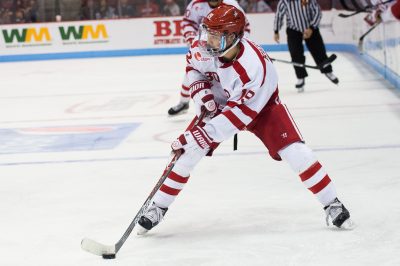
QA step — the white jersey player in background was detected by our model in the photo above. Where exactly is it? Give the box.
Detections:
[364,0,400,24]
[138,5,354,234]
[167,0,250,116]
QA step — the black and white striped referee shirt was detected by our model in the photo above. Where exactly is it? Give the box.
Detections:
[273,0,322,33]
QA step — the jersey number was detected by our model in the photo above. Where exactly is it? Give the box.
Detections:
[205,72,220,82]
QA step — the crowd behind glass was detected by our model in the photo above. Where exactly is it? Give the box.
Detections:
[0,0,339,24]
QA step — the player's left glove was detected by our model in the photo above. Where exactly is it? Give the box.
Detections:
[171,125,214,155]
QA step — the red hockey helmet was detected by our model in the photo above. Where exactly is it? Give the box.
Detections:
[198,5,245,57]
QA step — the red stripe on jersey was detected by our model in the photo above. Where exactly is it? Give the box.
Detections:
[226,101,236,108]
[300,162,322,182]
[182,18,198,25]
[246,40,266,86]
[182,85,190,91]
[160,184,181,195]
[222,110,246,130]
[185,66,200,74]
[181,92,190,98]
[226,101,258,120]
[309,175,331,194]
[233,61,250,86]
[168,171,189,183]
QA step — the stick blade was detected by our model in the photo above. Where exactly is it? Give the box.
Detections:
[81,238,116,256]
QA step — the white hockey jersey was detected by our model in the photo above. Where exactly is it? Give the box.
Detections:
[182,0,251,43]
[186,38,279,143]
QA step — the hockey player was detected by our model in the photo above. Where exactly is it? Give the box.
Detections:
[139,5,353,234]
[364,0,400,24]
[377,0,400,22]
[167,0,250,116]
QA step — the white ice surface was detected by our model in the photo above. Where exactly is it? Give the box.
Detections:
[0,52,399,266]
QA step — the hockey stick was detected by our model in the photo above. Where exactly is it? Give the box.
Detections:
[358,21,381,52]
[271,54,337,70]
[81,110,208,259]
[338,0,395,18]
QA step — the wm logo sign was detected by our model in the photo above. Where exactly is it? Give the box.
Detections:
[59,24,108,40]
[2,28,51,43]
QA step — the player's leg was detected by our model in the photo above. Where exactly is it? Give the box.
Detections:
[137,117,208,234]
[286,28,307,92]
[305,29,339,84]
[167,74,190,116]
[248,96,352,228]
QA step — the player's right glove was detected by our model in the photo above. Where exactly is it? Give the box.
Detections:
[171,125,214,155]
[190,80,218,116]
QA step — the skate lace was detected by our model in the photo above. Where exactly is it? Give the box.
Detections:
[144,205,165,224]
[325,201,343,226]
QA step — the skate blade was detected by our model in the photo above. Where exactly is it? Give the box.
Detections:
[136,224,149,235]
[340,218,355,230]
[168,109,188,117]
[297,87,305,93]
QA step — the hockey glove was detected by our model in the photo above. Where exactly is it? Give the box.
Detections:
[190,80,218,116]
[171,126,214,155]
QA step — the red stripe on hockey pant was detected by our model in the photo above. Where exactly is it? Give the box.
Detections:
[299,162,322,181]
[222,110,246,130]
[309,175,331,194]
[168,171,189,184]
[160,184,181,196]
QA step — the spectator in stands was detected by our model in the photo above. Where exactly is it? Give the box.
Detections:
[96,0,108,19]
[0,10,12,24]
[24,0,38,22]
[137,0,160,17]
[81,0,97,20]
[239,0,248,10]
[14,8,26,23]
[246,0,272,13]
[105,4,118,18]
[119,0,135,18]
[162,0,180,16]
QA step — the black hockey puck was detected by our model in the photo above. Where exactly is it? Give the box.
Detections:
[102,254,116,259]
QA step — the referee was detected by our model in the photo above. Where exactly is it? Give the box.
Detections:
[273,0,338,92]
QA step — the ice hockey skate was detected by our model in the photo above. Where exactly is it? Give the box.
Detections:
[324,198,354,229]
[325,72,339,84]
[295,78,305,93]
[168,101,189,116]
[137,203,168,235]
